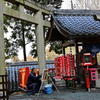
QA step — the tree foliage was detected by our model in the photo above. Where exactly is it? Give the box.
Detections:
[49,41,63,54]
[32,0,63,9]
[76,0,100,9]
[4,0,63,60]
[4,2,35,60]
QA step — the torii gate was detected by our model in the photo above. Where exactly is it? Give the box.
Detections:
[0,0,52,75]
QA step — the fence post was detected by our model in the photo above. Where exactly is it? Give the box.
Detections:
[0,75,8,100]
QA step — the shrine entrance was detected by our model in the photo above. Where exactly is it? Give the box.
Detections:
[0,0,53,75]
[46,9,100,90]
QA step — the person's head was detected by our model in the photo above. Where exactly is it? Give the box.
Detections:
[31,68,37,74]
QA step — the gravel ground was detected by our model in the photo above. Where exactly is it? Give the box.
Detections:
[40,87,100,100]
[9,87,100,100]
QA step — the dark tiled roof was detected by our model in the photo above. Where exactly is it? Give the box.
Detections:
[53,10,100,36]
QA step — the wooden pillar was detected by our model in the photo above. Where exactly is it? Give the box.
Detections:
[36,10,46,73]
[75,41,80,82]
[0,0,6,75]
[62,46,65,56]
[62,41,65,56]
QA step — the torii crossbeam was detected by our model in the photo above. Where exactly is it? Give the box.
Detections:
[0,0,53,75]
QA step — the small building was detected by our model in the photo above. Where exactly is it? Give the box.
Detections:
[46,9,100,85]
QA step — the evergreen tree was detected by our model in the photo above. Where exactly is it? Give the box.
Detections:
[4,0,63,60]
[76,0,100,9]
[32,0,63,9]
[4,2,35,61]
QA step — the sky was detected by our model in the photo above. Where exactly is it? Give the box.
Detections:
[61,0,78,9]
[61,0,72,9]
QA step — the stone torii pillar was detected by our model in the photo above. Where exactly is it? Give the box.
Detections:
[0,0,6,75]
[18,4,47,73]
[36,10,46,73]
[0,0,52,75]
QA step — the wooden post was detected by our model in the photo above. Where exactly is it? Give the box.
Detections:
[75,41,80,83]
[62,41,65,56]
[62,46,65,56]
[0,0,6,75]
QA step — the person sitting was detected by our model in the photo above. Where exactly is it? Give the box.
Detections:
[26,68,42,95]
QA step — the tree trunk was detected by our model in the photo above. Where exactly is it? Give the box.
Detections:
[22,21,27,61]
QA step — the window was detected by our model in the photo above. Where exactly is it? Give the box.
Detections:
[84,55,91,62]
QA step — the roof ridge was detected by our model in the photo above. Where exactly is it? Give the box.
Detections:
[53,9,100,15]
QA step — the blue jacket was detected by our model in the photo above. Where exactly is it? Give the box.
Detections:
[27,72,42,86]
